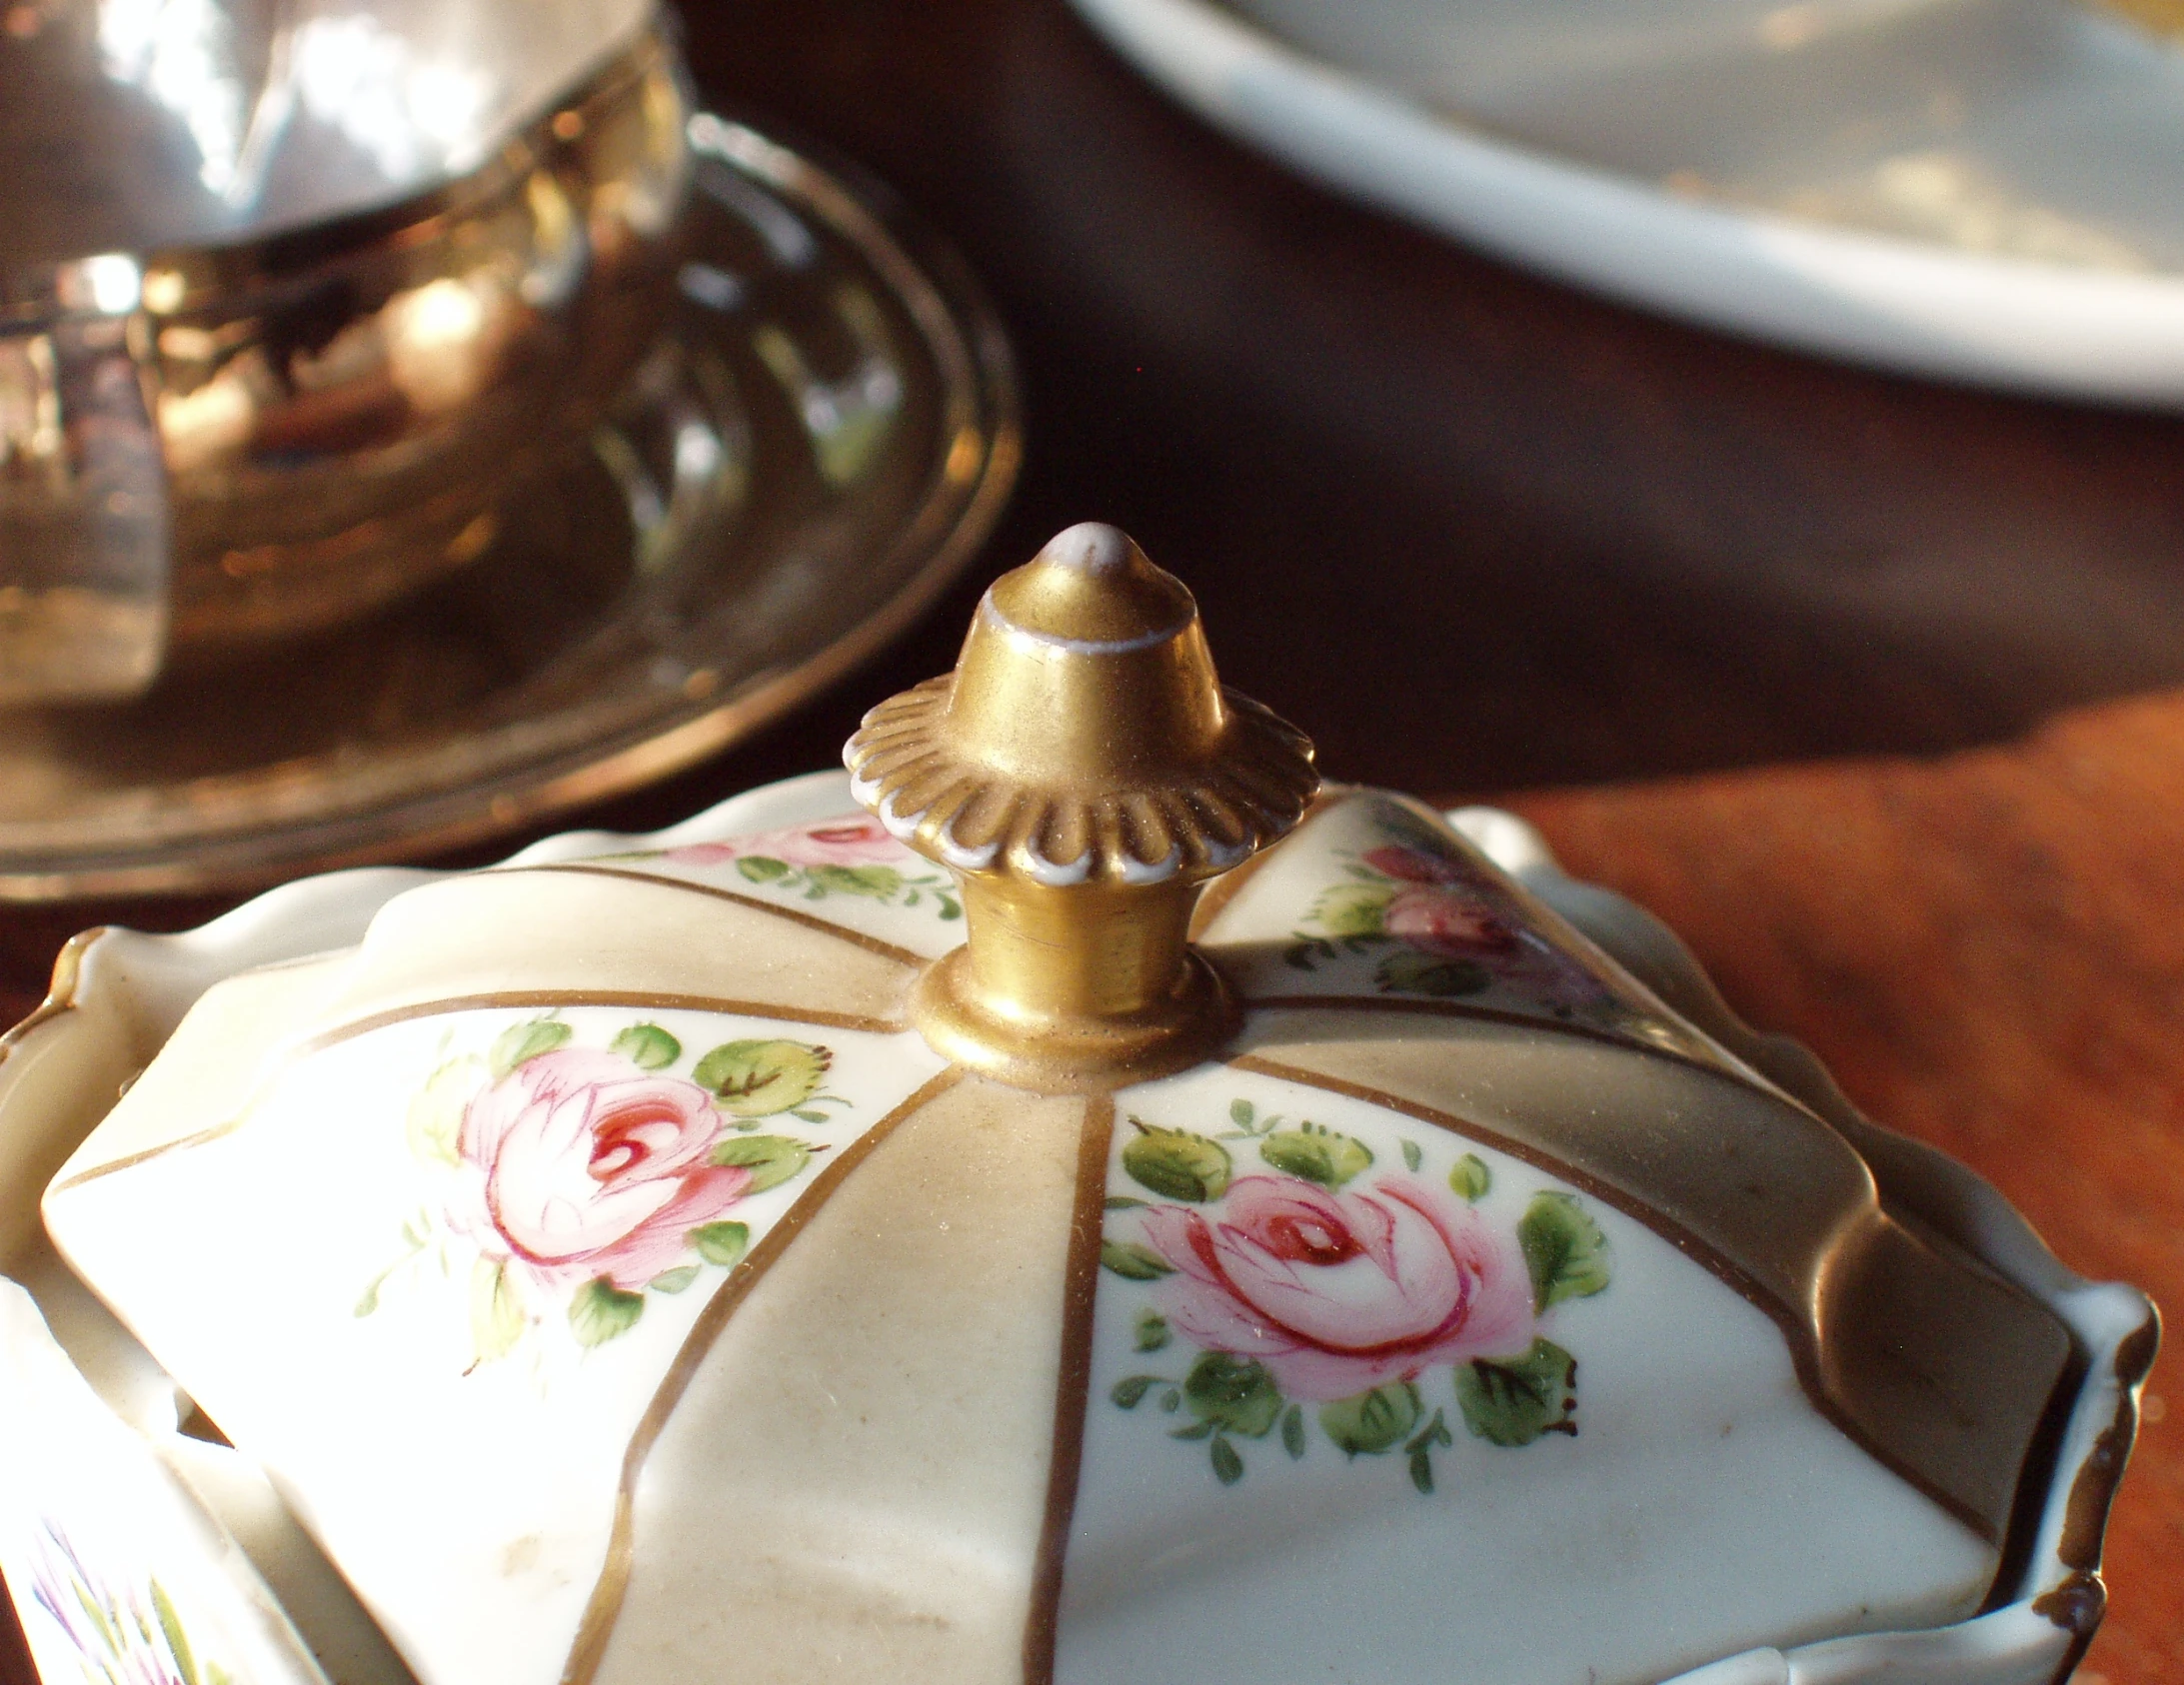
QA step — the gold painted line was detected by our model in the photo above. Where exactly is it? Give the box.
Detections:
[1185,789,1343,939]
[560,1064,967,1685]
[506,862,929,968]
[1227,1051,1997,1543]
[0,926,107,1064]
[46,1119,245,1196]
[1238,994,1737,1080]
[47,992,907,1195]
[1023,1092,1112,1685]
[300,991,906,1056]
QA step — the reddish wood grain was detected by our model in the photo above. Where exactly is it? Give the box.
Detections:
[1508,689,2184,1682]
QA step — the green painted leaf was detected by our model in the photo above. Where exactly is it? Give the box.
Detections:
[1099,1238,1173,1280]
[1229,1098,1255,1127]
[1183,1351,1283,1438]
[1170,1419,1215,1441]
[736,855,793,882]
[1408,1445,1435,1494]
[1209,1436,1244,1486]
[1401,1139,1422,1172]
[1318,1381,1421,1456]
[1133,1309,1171,1352]
[1259,1122,1373,1190]
[936,896,963,920]
[694,1039,833,1116]
[1450,1153,1492,1202]
[1121,1123,1231,1202]
[708,1133,813,1193]
[1110,1375,1157,1409]
[469,1256,526,1364]
[1518,1191,1611,1310]
[405,1056,483,1165]
[569,1276,646,1347]
[689,1220,751,1268]
[150,1579,197,1685]
[489,1017,571,1079]
[1455,1337,1578,1446]
[1377,949,1493,996]
[1102,1195,1146,1210]
[649,1264,701,1294]
[1311,878,1392,938]
[809,863,905,898]
[1281,1404,1306,1459]
[611,1023,682,1069]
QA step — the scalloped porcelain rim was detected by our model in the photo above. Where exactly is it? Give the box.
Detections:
[0,770,2153,1685]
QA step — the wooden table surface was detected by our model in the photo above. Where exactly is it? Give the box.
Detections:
[2,0,2180,1676]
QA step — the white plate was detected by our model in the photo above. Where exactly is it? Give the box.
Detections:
[1068,0,2184,407]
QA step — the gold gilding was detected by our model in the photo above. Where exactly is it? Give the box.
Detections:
[844,524,1317,1088]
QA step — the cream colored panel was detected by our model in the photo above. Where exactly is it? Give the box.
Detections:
[46,954,351,1191]
[325,867,915,1029]
[593,1078,1090,1685]
[1232,1009,2071,1541]
[45,1006,949,1685]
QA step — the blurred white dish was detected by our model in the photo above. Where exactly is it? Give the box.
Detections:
[1068,0,2184,407]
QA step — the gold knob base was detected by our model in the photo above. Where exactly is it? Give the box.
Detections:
[908,946,1241,1093]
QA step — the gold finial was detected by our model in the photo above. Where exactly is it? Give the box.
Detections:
[845,523,1318,1089]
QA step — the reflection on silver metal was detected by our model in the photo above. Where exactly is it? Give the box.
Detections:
[0,0,652,262]
[0,6,687,703]
[0,113,1021,899]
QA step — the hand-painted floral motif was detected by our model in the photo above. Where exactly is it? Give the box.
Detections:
[1103,1100,1609,1493]
[360,1016,843,1365]
[1286,830,1616,1012]
[622,815,962,919]
[24,1520,232,1685]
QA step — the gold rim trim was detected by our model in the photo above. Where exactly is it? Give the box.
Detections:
[1023,1092,1112,1685]
[559,1065,965,1685]
[0,926,107,1063]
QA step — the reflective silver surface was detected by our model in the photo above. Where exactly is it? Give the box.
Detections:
[0,114,1021,897]
[0,17,689,704]
[0,0,653,265]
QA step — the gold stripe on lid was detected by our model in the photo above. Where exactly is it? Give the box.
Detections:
[844,524,1317,1089]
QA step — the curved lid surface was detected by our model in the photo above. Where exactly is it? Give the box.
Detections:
[35,783,2074,1685]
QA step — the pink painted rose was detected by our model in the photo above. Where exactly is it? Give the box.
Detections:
[449,1048,747,1296]
[1139,1174,1532,1400]
[666,815,903,868]
[1362,843,1465,885]
[1383,884,1522,957]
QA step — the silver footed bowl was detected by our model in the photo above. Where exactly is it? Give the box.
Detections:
[0,0,688,703]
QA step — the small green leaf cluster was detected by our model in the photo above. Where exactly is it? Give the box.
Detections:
[1375,949,1493,997]
[1518,1191,1611,1311]
[693,1038,838,1121]
[489,1017,571,1079]
[734,854,961,918]
[1256,1121,1373,1190]
[1120,1123,1230,1202]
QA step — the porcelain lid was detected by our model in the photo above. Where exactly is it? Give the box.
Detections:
[26,527,2094,1685]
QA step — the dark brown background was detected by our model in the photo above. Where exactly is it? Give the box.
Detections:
[3,0,2181,1677]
